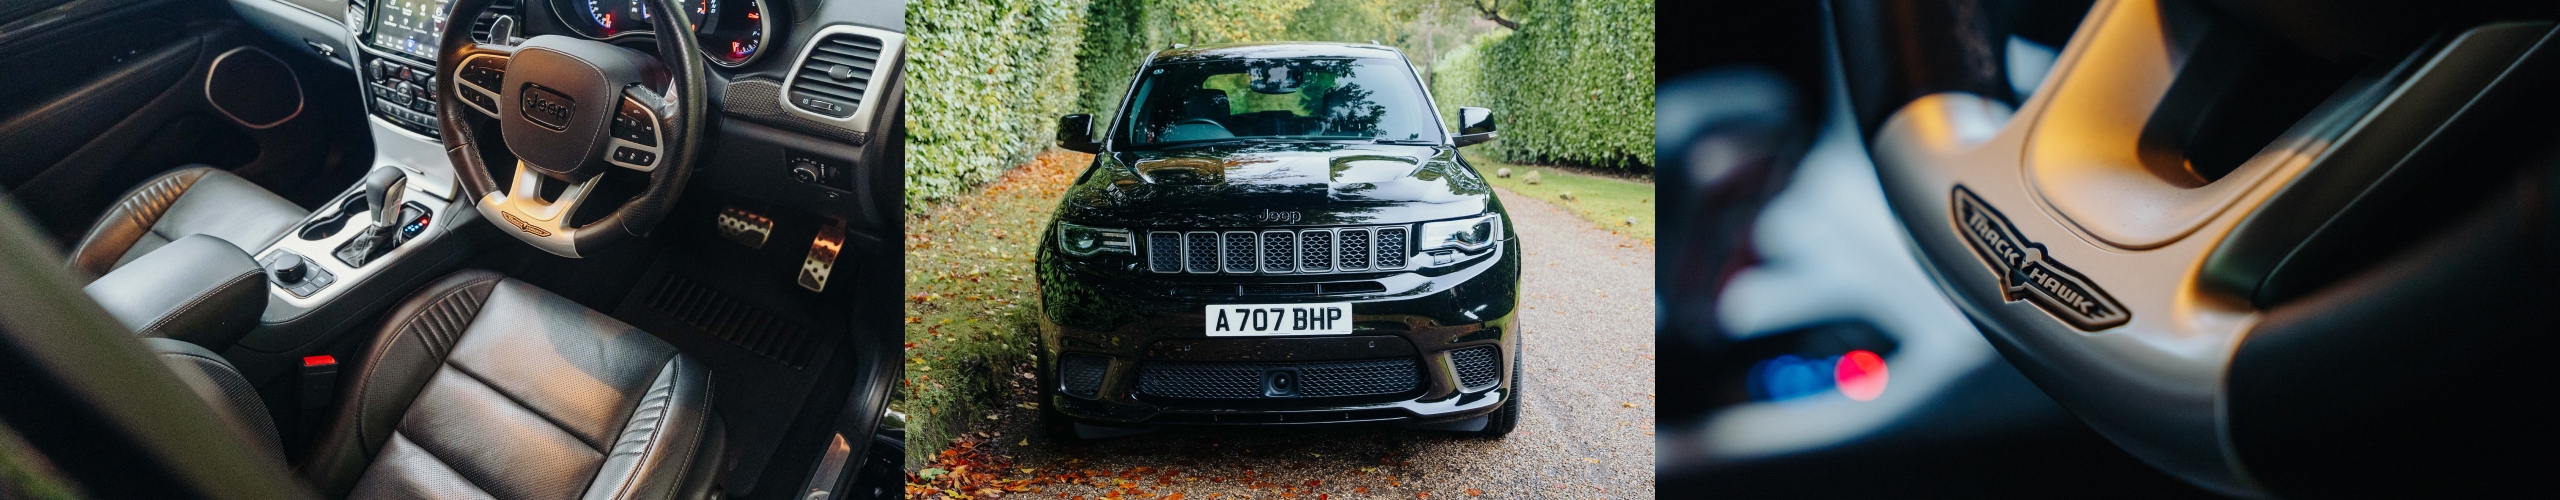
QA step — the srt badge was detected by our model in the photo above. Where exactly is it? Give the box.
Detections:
[1951,186,2130,331]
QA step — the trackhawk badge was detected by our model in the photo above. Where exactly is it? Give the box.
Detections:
[1951,186,2130,331]
[500,211,553,237]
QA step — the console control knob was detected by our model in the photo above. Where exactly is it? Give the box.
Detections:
[272,253,308,284]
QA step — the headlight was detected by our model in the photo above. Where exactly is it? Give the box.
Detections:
[1056,222,1134,257]
[1418,214,1502,253]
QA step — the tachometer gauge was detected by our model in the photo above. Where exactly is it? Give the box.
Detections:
[569,0,713,37]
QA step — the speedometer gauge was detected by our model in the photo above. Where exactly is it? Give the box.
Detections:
[573,0,714,36]
[701,0,770,67]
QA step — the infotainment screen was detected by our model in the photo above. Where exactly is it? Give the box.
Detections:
[370,0,454,61]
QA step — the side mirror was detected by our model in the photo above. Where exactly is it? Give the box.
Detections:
[1057,114,1101,154]
[1453,107,1496,147]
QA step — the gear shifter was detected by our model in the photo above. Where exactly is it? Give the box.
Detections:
[335,167,410,267]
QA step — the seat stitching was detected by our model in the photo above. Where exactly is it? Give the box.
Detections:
[353,277,500,451]
[668,364,712,497]
[137,268,259,336]
[69,169,203,274]
[388,431,500,499]
[609,359,681,500]
[448,362,610,452]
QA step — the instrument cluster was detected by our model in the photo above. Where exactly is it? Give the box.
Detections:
[552,0,772,67]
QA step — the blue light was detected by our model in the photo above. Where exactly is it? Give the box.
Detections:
[1747,354,1841,402]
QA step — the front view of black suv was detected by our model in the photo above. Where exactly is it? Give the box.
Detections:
[1034,42,1522,438]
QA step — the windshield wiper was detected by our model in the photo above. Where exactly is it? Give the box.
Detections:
[1372,138,1438,146]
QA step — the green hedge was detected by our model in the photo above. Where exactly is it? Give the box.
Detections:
[1459,0,1655,172]
[905,0,1091,206]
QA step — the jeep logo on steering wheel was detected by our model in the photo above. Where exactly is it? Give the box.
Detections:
[519,83,575,131]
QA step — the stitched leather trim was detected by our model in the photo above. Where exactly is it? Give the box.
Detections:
[69,168,210,276]
[136,267,260,337]
[353,275,502,452]
[448,362,609,452]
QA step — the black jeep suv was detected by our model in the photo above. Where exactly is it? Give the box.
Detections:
[1034,42,1522,438]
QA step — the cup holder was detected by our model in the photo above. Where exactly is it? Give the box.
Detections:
[298,194,371,241]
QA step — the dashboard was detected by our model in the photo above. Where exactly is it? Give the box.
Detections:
[227,0,905,235]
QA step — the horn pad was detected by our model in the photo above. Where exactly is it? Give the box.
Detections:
[499,35,655,181]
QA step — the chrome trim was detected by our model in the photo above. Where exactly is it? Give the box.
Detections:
[206,46,305,130]
[778,24,903,130]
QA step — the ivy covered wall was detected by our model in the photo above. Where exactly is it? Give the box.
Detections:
[1463,0,1653,172]
[904,0,1090,205]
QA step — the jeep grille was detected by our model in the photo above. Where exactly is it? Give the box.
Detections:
[1146,226,1412,275]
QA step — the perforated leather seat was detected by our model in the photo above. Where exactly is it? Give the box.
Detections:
[67,165,305,280]
[294,269,724,499]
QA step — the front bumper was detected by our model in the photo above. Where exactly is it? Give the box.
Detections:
[1035,237,1522,427]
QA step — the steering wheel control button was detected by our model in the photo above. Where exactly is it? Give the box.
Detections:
[612,100,658,146]
[611,146,656,166]
[1950,186,2131,331]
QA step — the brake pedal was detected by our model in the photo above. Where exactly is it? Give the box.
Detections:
[797,218,844,292]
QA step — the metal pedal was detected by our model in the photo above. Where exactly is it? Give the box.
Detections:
[716,206,774,249]
[797,218,844,292]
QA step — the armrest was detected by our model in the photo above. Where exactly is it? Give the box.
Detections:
[82,234,268,350]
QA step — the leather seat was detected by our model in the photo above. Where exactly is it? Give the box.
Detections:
[285,269,723,498]
[67,165,305,280]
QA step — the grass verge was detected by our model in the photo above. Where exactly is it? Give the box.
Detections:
[1465,152,1657,244]
[900,150,1088,468]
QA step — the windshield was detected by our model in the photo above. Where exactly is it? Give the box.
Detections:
[1118,57,1438,148]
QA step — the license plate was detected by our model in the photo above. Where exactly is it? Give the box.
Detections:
[1204,303,1352,336]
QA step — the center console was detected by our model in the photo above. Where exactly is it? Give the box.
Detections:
[222,0,492,382]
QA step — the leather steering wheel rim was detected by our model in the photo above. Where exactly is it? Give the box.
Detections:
[1838,0,2560,496]
[434,0,707,257]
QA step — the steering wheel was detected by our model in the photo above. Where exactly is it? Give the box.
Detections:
[434,0,706,258]
[1841,0,2560,496]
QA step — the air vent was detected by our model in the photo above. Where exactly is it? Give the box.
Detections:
[781,25,902,125]
[469,0,521,43]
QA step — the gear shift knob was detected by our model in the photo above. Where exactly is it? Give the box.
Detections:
[362,167,408,228]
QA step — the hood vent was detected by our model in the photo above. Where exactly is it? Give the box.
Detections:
[785,32,883,119]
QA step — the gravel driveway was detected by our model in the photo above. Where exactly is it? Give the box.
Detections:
[947,187,1656,499]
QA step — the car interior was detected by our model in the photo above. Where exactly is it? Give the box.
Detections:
[0,0,903,497]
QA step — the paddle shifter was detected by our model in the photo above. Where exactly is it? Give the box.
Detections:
[334,167,410,267]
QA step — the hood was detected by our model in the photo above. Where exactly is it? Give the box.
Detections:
[1052,142,1499,229]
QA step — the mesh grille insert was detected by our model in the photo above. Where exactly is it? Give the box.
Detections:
[1451,346,1500,389]
[1136,358,1420,400]
[1184,232,1219,273]
[1261,231,1295,272]
[1148,232,1183,272]
[1222,232,1256,273]
[1338,229,1371,270]
[1300,230,1333,270]
[1374,227,1408,269]
[1059,353,1108,398]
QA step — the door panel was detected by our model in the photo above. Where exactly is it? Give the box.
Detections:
[0,0,366,244]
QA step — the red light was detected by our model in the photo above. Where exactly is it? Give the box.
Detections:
[1834,350,1888,401]
[302,355,337,367]
[747,11,758,20]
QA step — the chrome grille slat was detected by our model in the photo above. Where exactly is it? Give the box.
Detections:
[1145,225,1416,275]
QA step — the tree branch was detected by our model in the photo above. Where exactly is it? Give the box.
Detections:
[1471,0,1519,30]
